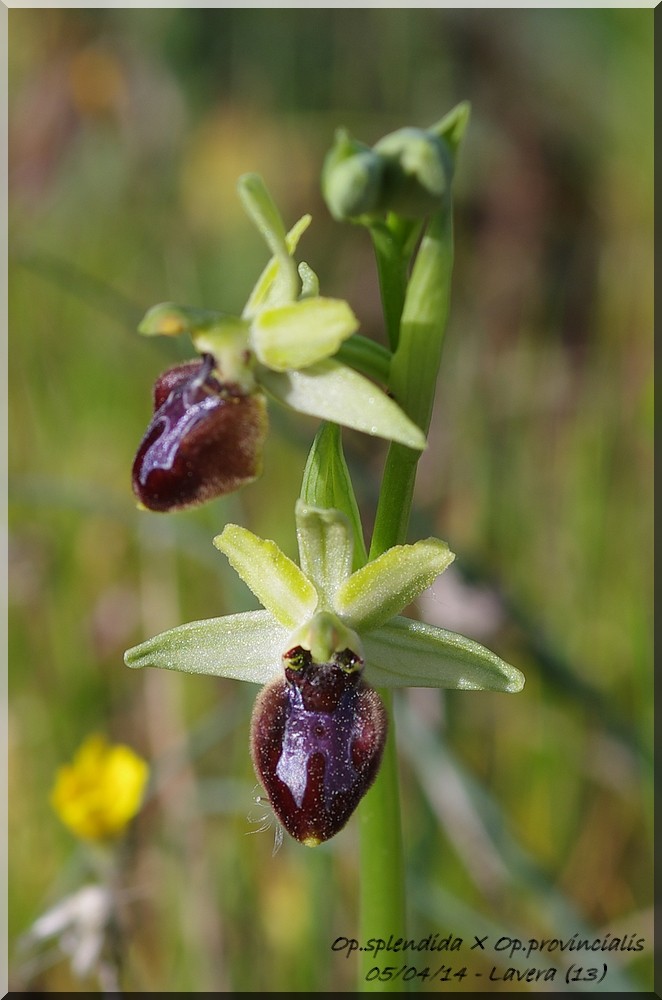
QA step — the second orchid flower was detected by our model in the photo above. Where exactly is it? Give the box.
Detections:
[132,175,425,512]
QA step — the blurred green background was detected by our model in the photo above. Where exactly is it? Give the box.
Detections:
[8,8,653,993]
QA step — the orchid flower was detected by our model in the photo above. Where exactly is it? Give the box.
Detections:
[125,501,524,846]
[132,175,424,511]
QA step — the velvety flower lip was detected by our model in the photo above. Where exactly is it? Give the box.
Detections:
[132,354,268,512]
[251,661,387,845]
[125,501,524,844]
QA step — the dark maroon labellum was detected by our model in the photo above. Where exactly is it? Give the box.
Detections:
[250,655,387,846]
[132,356,268,512]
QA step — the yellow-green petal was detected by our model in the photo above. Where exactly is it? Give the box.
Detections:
[335,537,454,631]
[251,297,359,371]
[214,524,318,629]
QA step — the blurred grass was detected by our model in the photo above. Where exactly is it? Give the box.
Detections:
[8,8,653,993]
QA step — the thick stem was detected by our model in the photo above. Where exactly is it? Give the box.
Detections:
[358,201,455,992]
[358,690,406,992]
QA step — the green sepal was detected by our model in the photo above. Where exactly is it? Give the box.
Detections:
[124,609,286,685]
[294,501,353,607]
[300,423,368,569]
[250,297,359,371]
[213,523,318,629]
[335,537,454,631]
[138,302,226,338]
[258,358,427,450]
[428,100,471,159]
[362,616,525,693]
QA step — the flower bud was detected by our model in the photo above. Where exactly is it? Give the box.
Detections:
[322,124,454,222]
[322,129,384,221]
[132,355,268,512]
[373,126,453,218]
[250,650,387,846]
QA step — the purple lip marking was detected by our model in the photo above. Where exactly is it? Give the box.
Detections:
[250,658,387,845]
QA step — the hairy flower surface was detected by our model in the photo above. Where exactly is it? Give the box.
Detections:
[125,502,524,844]
[132,355,268,511]
[50,734,149,842]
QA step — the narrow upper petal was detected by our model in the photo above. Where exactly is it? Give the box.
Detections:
[243,214,312,318]
[214,524,318,629]
[335,538,454,631]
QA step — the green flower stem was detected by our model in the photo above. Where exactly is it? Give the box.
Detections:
[359,202,455,991]
[370,217,421,351]
[358,688,406,993]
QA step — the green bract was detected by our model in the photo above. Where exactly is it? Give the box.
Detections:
[125,501,525,696]
[138,175,426,451]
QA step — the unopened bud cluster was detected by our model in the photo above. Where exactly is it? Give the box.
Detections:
[322,123,454,222]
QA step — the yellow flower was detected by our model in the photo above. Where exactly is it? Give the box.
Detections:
[50,734,149,842]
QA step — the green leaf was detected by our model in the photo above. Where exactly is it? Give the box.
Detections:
[362,617,525,693]
[258,358,427,450]
[124,610,287,685]
[213,524,318,629]
[300,422,368,569]
[335,538,454,631]
[374,127,451,204]
[294,502,353,607]
[251,297,358,371]
[390,208,454,436]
